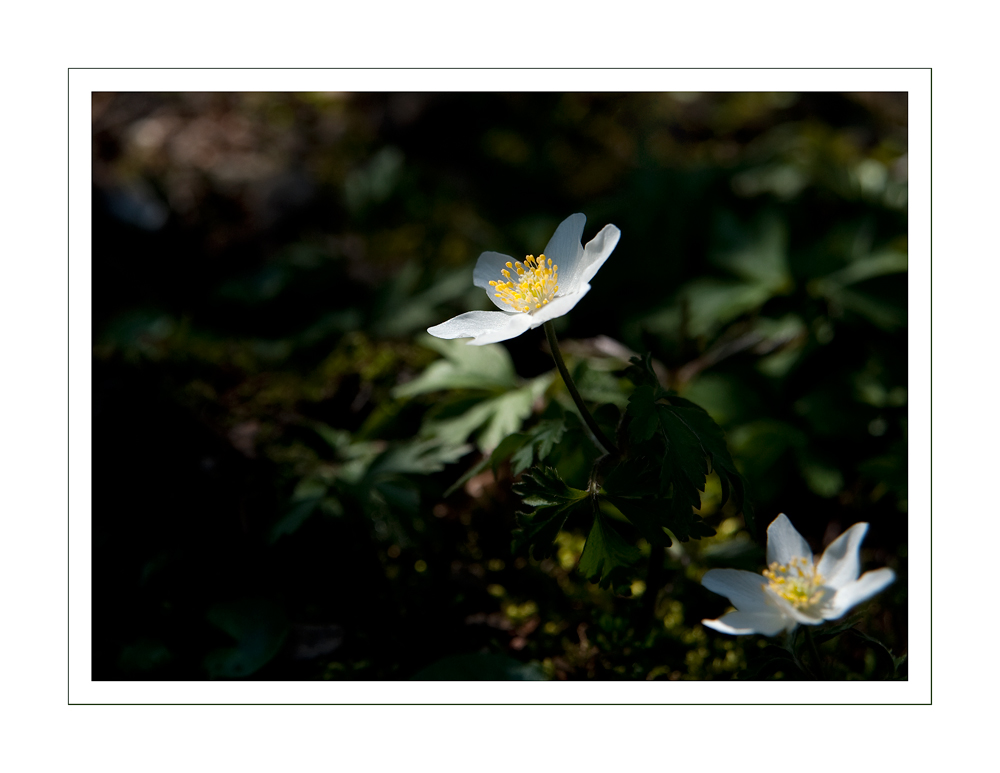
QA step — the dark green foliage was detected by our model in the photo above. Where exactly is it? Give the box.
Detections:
[577,510,642,591]
[622,354,754,535]
[92,92,907,681]
[204,599,288,679]
[507,353,738,584]
[511,466,590,560]
[511,417,567,474]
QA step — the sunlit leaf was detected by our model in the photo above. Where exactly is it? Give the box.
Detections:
[420,374,552,452]
[512,466,589,560]
[393,335,517,397]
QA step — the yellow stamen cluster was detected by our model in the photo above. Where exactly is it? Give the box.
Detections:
[762,556,826,609]
[488,254,559,313]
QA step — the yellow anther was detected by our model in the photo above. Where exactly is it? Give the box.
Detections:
[763,557,827,611]
[490,252,560,314]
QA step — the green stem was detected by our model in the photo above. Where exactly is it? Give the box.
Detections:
[804,626,827,680]
[785,628,813,679]
[543,321,619,458]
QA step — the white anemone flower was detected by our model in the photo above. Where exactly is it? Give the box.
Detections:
[427,213,620,345]
[700,514,895,636]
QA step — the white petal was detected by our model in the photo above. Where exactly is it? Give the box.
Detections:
[816,522,869,590]
[524,286,591,329]
[701,568,773,613]
[766,513,814,568]
[543,213,586,263]
[702,609,789,636]
[577,224,621,286]
[473,251,520,311]
[825,568,895,619]
[542,213,587,292]
[427,310,533,345]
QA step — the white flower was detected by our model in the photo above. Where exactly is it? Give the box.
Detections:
[427,213,620,345]
[700,514,895,636]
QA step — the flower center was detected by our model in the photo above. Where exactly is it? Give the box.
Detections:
[489,254,559,313]
[762,556,827,610]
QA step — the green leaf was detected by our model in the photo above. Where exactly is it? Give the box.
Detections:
[443,454,490,498]
[368,438,472,478]
[204,599,288,679]
[578,510,642,589]
[393,335,516,398]
[443,432,531,498]
[626,384,661,444]
[491,432,531,474]
[512,467,589,560]
[621,358,755,537]
[269,497,322,544]
[508,415,568,474]
[602,494,672,547]
[420,374,552,453]
[623,352,661,390]
[574,363,630,408]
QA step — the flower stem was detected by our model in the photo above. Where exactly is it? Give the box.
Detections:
[543,321,619,458]
[786,628,814,679]
[804,627,827,680]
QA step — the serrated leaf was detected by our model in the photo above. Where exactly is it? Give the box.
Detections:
[508,416,568,474]
[393,335,516,398]
[512,467,589,560]
[622,368,756,536]
[623,353,660,390]
[577,510,642,589]
[491,433,531,475]
[510,441,535,475]
[658,407,711,497]
[601,456,715,544]
[442,428,539,498]
[626,384,660,444]
[420,373,552,453]
[368,438,472,477]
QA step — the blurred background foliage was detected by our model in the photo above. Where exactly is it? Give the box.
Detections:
[92,92,907,680]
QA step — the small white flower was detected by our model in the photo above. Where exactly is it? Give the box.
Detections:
[700,514,895,636]
[427,213,620,345]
